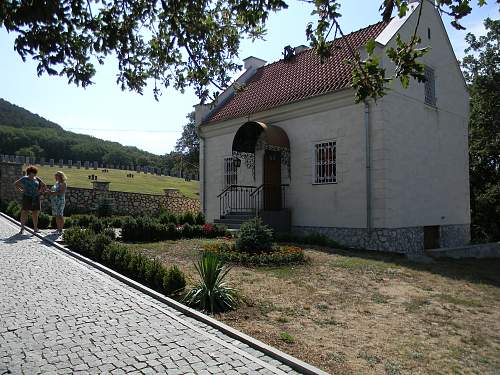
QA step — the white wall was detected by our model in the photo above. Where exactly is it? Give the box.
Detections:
[375,2,470,228]
[200,91,369,226]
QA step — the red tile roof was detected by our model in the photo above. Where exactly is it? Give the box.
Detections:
[205,21,389,124]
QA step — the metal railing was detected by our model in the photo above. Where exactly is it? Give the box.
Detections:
[217,185,256,218]
[250,184,289,215]
[218,184,290,218]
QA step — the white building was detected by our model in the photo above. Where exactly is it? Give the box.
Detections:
[195,2,470,254]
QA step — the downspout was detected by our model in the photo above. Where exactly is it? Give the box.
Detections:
[197,126,207,217]
[364,101,372,231]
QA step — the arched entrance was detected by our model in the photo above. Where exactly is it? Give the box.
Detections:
[219,121,290,215]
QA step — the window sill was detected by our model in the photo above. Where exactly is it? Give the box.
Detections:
[312,181,337,185]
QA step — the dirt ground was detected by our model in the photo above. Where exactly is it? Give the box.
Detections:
[124,239,500,375]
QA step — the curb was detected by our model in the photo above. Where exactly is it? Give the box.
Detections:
[0,212,329,375]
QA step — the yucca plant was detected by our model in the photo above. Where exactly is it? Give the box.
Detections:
[183,253,239,314]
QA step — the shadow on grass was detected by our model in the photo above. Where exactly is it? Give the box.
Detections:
[279,241,500,288]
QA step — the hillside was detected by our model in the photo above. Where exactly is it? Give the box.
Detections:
[0,98,62,129]
[0,98,162,167]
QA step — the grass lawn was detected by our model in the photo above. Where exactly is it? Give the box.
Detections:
[30,164,199,198]
[124,239,500,375]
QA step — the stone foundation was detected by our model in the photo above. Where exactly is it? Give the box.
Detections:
[292,224,470,254]
[439,224,471,248]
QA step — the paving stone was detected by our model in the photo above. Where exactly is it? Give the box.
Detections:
[0,217,305,374]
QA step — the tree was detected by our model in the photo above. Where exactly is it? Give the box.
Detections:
[462,18,499,241]
[0,0,492,103]
[18,144,45,157]
[175,112,199,175]
[102,149,133,166]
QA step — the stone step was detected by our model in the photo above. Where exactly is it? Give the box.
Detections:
[214,220,242,230]
[222,214,254,221]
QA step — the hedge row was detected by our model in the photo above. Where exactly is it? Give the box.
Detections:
[121,216,228,242]
[158,210,205,226]
[63,227,186,297]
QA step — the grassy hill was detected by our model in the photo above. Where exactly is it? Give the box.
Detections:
[0,98,163,167]
[33,165,199,198]
[0,98,62,129]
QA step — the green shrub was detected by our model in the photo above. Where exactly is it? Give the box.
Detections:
[180,212,195,225]
[36,212,51,229]
[63,227,96,257]
[144,258,162,286]
[194,212,205,225]
[166,223,180,240]
[5,201,21,218]
[163,265,186,296]
[71,214,94,228]
[121,216,168,242]
[20,211,51,229]
[63,227,113,260]
[109,216,125,228]
[183,253,238,314]
[63,227,187,300]
[101,227,116,240]
[159,211,178,225]
[236,217,273,254]
[180,223,193,238]
[88,216,106,233]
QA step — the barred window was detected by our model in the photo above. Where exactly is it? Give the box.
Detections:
[313,141,336,184]
[223,157,237,187]
[424,66,436,106]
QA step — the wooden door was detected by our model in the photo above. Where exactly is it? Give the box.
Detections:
[263,150,281,210]
[424,226,440,249]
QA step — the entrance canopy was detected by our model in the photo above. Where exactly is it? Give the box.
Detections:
[232,121,289,153]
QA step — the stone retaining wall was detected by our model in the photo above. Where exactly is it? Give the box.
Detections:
[40,187,200,216]
[0,162,23,204]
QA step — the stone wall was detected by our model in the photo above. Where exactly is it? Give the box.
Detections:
[0,162,23,204]
[0,161,200,216]
[40,187,200,216]
[292,224,470,254]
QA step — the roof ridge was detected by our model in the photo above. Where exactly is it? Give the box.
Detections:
[255,19,389,70]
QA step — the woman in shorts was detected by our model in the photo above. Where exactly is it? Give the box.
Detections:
[14,165,46,234]
[48,171,67,233]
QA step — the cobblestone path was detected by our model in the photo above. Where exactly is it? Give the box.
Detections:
[0,216,301,375]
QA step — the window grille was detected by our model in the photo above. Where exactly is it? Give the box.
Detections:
[424,66,436,106]
[223,157,237,187]
[313,141,336,184]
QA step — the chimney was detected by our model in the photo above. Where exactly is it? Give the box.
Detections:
[194,103,212,126]
[294,45,308,54]
[243,56,267,70]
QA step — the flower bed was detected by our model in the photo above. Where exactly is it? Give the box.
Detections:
[203,241,306,266]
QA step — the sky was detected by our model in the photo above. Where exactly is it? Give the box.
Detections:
[0,1,497,155]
